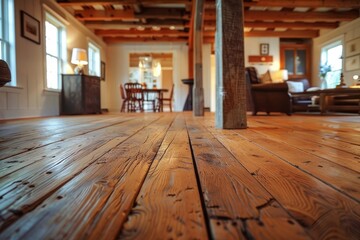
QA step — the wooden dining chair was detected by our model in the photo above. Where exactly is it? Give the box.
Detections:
[124,82,144,112]
[120,84,129,112]
[158,84,174,112]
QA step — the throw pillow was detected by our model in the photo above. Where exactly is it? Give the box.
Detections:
[287,81,304,92]
[260,70,272,83]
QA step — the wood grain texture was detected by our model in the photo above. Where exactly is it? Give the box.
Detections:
[0,116,161,232]
[235,123,360,201]
[0,115,133,160]
[186,117,310,239]
[119,115,208,239]
[215,0,247,129]
[250,116,360,171]
[201,118,360,240]
[0,115,173,239]
[193,0,205,116]
[0,112,359,239]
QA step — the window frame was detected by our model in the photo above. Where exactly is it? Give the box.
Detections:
[320,38,343,89]
[88,41,101,77]
[44,10,66,91]
[0,0,16,86]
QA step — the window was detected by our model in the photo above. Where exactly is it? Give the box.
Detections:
[0,0,15,86]
[321,40,343,89]
[88,42,100,76]
[280,43,311,80]
[45,12,66,90]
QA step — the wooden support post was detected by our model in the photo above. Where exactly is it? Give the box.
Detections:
[215,0,247,129]
[188,1,195,78]
[193,0,205,116]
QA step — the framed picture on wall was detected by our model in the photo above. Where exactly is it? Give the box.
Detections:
[20,11,40,45]
[101,61,106,81]
[345,38,360,57]
[345,55,360,71]
[260,43,269,55]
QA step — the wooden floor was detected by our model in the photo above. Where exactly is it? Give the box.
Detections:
[0,112,359,240]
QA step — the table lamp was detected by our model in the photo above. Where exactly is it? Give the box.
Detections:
[71,48,88,74]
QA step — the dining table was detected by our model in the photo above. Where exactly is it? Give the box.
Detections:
[142,88,169,112]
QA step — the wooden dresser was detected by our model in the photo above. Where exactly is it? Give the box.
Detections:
[61,74,101,115]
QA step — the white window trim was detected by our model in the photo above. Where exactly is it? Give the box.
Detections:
[1,0,16,86]
[88,40,101,77]
[320,37,344,89]
[43,6,67,91]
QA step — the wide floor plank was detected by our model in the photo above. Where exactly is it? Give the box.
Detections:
[200,117,360,240]
[186,117,310,240]
[120,115,208,239]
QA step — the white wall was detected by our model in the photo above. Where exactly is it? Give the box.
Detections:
[244,37,280,75]
[105,43,212,112]
[313,18,360,87]
[0,0,107,119]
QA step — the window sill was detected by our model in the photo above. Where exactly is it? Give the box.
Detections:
[44,88,61,93]
[0,85,24,93]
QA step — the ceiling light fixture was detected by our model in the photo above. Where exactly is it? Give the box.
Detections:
[136,26,145,31]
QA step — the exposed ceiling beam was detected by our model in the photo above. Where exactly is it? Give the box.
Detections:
[204,9,359,21]
[74,9,135,21]
[134,8,190,20]
[203,20,339,29]
[75,8,190,21]
[85,19,188,29]
[99,28,319,43]
[204,21,339,29]
[103,36,188,43]
[245,29,319,38]
[243,21,339,29]
[95,29,189,37]
[243,0,360,8]
[57,0,193,6]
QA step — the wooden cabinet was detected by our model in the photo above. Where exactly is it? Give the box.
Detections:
[61,74,101,115]
[280,43,311,80]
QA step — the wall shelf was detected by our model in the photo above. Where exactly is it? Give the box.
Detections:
[248,55,273,65]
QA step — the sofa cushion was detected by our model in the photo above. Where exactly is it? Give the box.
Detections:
[260,70,272,83]
[287,81,304,92]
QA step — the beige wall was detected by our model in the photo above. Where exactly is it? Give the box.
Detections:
[0,0,107,119]
[244,37,281,75]
[313,18,360,87]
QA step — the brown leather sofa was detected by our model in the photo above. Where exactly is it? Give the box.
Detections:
[246,67,291,115]
[246,67,311,115]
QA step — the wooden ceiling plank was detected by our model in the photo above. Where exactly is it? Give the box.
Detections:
[94,29,189,37]
[135,8,190,20]
[244,21,339,29]
[203,20,339,29]
[103,36,188,43]
[57,0,192,6]
[243,0,360,8]
[85,19,188,29]
[204,9,359,21]
[74,9,135,20]
[245,29,319,38]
